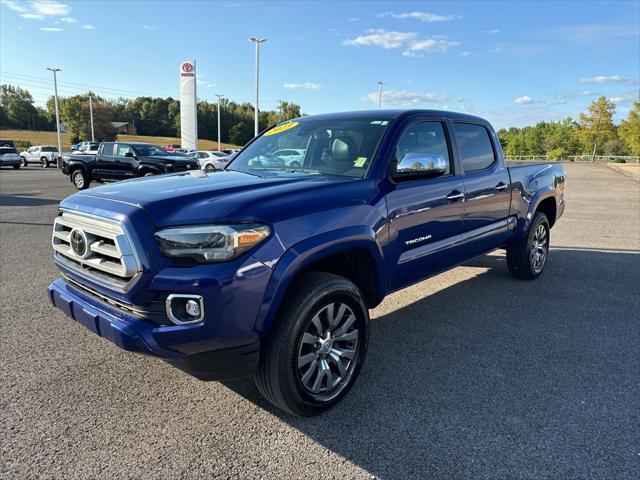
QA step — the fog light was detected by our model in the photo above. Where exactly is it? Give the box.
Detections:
[185,299,200,318]
[165,294,204,325]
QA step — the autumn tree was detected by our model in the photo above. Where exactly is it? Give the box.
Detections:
[59,93,116,143]
[619,100,640,155]
[578,96,617,159]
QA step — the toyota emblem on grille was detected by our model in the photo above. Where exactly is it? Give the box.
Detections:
[70,228,89,258]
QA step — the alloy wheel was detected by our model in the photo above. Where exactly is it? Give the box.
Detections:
[296,302,360,401]
[530,223,548,274]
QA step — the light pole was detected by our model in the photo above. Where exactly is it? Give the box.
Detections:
[88,94,95,142]
[377,81,387,109]
[249,36,267,137]
[215,94,223,151]
[47,67,62,167]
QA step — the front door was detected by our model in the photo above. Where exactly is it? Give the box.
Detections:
[383,120,466,291]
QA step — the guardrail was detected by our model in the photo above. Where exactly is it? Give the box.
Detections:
[505,155,640,163]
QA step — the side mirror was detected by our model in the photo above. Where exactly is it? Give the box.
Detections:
[124,152,136,158]
[392,152,447,181]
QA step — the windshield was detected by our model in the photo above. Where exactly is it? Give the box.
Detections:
[133,144,168,156]
[228,116,390,178]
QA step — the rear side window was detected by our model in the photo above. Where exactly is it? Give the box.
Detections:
[453,123,496,172]
[42,147,57,152]
[100,143,114,156]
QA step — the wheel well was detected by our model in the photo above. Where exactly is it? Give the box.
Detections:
[536,197,557,227]
[296,248,381,308]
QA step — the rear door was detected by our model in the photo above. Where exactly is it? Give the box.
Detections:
[452,122,512,257]
[383,119,466,291]
[94,143,119,179]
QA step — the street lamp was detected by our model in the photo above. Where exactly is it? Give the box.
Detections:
[377,81,387,110]
[88,93,95,142]
[47,67,62,166]
[215,94,223,151]
[249,36,267,137]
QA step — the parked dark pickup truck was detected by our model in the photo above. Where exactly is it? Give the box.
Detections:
[61,142,199,189]
[48,110,565,416]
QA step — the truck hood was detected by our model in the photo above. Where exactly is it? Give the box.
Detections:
[71,170,369,227]
[146,155,195,163]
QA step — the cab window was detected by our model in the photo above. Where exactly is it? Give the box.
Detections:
[394,121,452,176]
[453,123,496,172]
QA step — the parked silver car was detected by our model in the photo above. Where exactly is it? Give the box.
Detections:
[19,145,60,167]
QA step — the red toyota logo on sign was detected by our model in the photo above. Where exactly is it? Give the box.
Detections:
[181,63,193,73]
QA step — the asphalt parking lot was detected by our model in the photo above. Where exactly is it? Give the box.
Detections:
[1,164,639,479]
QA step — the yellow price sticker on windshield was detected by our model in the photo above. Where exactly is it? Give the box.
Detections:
[264,121,299,136]
[354,156,367,167]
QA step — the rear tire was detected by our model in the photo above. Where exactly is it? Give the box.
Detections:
[507,212,550,280]
[255,272,369,416]
[71,169,89,190]
[204,164,216,173]
[41,157,49,168]
[13,164,20,169]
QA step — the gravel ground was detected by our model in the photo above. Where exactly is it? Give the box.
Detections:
[1,164,639,480]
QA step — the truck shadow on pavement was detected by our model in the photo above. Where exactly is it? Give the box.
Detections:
[0,193,60,207]
[224,247,640,479]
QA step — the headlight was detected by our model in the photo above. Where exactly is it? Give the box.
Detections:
[155,224,270,263]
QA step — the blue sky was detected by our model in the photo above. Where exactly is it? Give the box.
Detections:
[1,0,638,129]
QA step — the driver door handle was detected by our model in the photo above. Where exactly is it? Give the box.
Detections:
[446,190,465,201]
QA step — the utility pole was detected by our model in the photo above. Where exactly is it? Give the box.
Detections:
[215,94,223,151]
[89,94,95,142]
[47,67,62,168]
[377,81,387,109]
[249,36,267,137]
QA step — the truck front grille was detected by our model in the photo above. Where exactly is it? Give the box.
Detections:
[52,211,141,291]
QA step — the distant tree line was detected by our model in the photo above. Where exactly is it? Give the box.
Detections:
[2,84,638,155]
[1,83,302,145]
[498,97,640,159]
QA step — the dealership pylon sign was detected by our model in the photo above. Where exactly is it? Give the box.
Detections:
[179,60,198,149]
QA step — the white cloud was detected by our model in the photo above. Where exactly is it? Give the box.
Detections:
[81,24,95,29]
[20,12,43,19]
[580,75,637,85]
[141,24,157,30]
[343,29,416,49]
[363,89,462,106]
[402,38,459,57]
[31,0,70,16]
[514,96,534,104]
[60,16,75,23]
[40,26,63,31]
[283,82,322,90]
[0,0,27,13]
[482,29,500,34]
[343,29,459,56]
[457,51,473,57]
[378,11,456,22]
[611,91,639,106]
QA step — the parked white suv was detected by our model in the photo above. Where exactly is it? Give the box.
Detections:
[20,145,60,168]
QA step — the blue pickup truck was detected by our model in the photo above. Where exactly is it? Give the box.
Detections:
[48,110,565,416]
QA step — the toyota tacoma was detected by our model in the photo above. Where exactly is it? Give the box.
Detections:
[48,110,565,416]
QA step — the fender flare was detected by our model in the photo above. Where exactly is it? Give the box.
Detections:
[515,187,558,238]
[138,164,163,175]
[253,226,387,334]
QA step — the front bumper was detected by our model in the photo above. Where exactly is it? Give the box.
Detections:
[48,277,261,380]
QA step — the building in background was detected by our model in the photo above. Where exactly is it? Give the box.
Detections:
[110,122,137,135]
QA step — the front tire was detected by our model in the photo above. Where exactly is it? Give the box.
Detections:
[21,157,28,167]
[507,212,550,280]
[71,169,90,190]
[41,157,49,168]
[255,272,369,416]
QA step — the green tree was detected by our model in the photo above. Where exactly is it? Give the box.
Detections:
[578,96,617,158]
[60,93,115,143]
[619,100,640,155]
[0,84,39,129]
